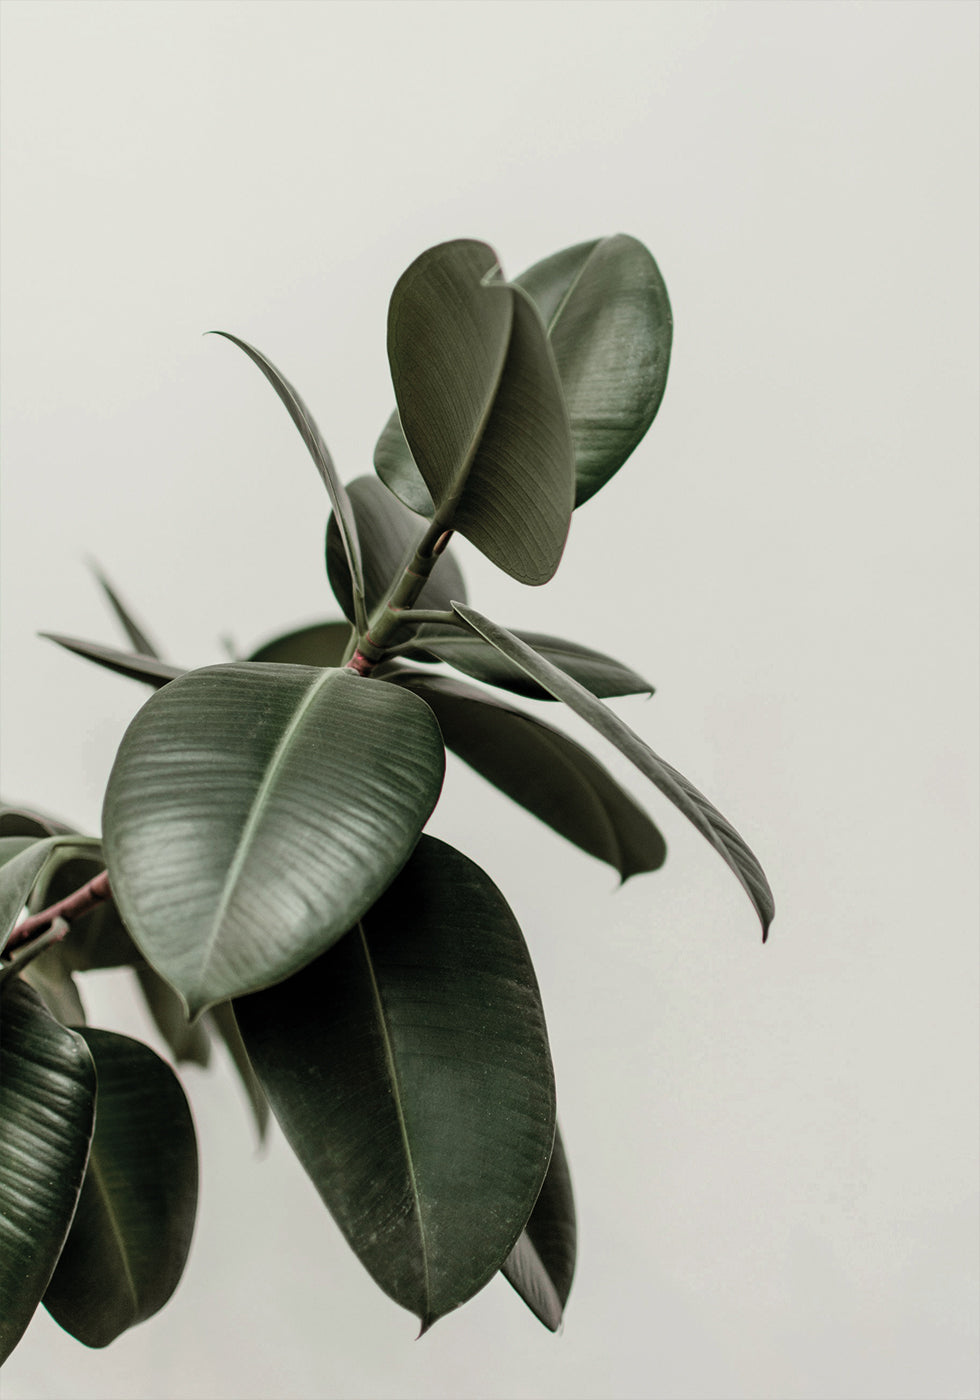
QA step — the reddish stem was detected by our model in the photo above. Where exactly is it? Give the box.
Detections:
[6,869,112,951]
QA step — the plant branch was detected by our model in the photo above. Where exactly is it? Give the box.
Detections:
[6,869,112,952]
[345,525,456,676]
[0,919,70,983]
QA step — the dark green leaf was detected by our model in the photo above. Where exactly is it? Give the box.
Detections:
[103,664,445,1015]
[41,634,183,689]
[1,837,100,953]
[0,805,76,838]
[373,410,434,518]
[235,836,556,1330]
[28,853,139,971]
[22,942,87,1026]
[43,1029,198,1348]
[326,474,466,625]
[91,566,161,658]
[0,980,96,1363]
[206,1002,269,1142]
[516,235,672,505]
[247,621,352,668]
[135,966,211,1068]
[391,673,665,880]
[384,240,574,585]
[502,1124,576,1330]
[451,605,774,938]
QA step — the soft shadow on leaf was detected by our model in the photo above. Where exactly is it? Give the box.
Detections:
[247,621,352,668]
[207,1001,270,1143]
[502,1124,576,1330]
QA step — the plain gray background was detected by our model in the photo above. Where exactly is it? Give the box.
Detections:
[1,3,977,1398]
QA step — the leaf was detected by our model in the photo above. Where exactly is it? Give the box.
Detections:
[0,805,76,838]
[451,605,775,938]
[373,410,434,518]
[515,235,673,505]
[402,627,652,701]
[103,664,445,1016]
[22,943,88,1026]
[43,1029,198,1348]
[206,1001,269,1142]
[247,620,352,668]
[384,239,575,585]
[390,673,665,880]
[0,980,96,1363]
[41,633,183,689]
[0,837,79,953]
[210,332,366,627]
[28,852,138,971]
[135,965,212,1068]
[91,566,161,658]
[326,474,467,625]
[502,1124,576,1330]
[235,836,556,1330]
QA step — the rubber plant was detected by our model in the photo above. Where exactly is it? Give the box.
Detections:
[0,235,774,1361]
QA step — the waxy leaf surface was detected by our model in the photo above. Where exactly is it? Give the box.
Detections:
[235,836,556,1330]
[0,981,95,1363]
[43,1029,198,1348]
[502,1124,576,1330]
[103,664,445,1014]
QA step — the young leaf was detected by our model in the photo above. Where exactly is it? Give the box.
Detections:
[42,634,183,689]
[235,836,556,1331]
[502,1124,576,1330]
[390,673,666,880]
[515,235,672,505]
[206,1001,270,1142]
[102,664,445,1015]
[326,474,466,624]
[209,332,366,627]
[91,566,162,658]
[385,240,575,585]
[0,980,96,1364]
[451,604,775,939]
[42,1029,199,1348]
[247,620,352,668]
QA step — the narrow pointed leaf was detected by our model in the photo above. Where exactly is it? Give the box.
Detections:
[402,628,652,701]
[516,234,672,505]
[0,980,96,1363]
[391,674,665,879]
[135,965,211,1067]
[385,240,574,585]
[502,1125,576,1330]
[247,620,352,668]
[103,664,445,1015]
[43,1029,198,1348]
[91,567,161,658]
[326,474,466,624]
[210,332,365,623]
[235,836,556,1329]
[42,633,183,689]
[206,1002,270,1142]
[452,605,774,938]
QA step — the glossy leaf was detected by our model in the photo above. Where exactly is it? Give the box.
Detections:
[43,1029,198,1348]
[92,567,161,658]
[326,474,466,625]
[206,1001,269,1142]
[103,664,445,1015]
[235,836,556,1330]
[452,605,774,938]
[135,965,212,1067]
[42,633,183,689]
[502,1125,576,1330]
[384,239,574,585]
[0,980,96,1363]
[247,620,351,668]
[516,235,672,505]
[210,332,365,626]
[401,627,652,701]
[391,673,665,880]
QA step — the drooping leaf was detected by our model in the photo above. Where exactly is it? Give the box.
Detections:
[451,605,774,938]
[383,240,574,585]
[91,566,162,658]
[390,673,665,880]
[235,836,556,1330]
[0,837,100,953]
[515,234,672,505]
[103,664,445,1015]
[0,805,76,838]
[26,852,137,971]
[210,332,366,627]
[43,1029,198,1348]
[401,627,652,701]
[206,1001,270,1142]
[247,621,352,668]
[22,943,88,1026]
[135,965,212,1067]
[41,634,183,689]
[502,1124,576,1330]
[0,980,96,1363]
[326,474,466,625]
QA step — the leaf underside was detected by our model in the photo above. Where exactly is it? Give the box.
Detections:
[502,1123,576,1330]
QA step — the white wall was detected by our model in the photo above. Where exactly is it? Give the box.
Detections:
[1,3,977,1398]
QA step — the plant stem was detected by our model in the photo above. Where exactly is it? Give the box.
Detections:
[6,869,112,952]
[345,520,456,676]
[0,919,70,983]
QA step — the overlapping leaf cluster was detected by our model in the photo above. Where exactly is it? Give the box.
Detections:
[0,236,773,1363]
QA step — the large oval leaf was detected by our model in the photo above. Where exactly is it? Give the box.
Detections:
[103,664,445,1015]
[43,1029,198,1348]
[384,240,574,585]
[0,980,96,1363]
[325,474,466,625]
[391,673,665,880]
[451,605,774,938]
[235,836,556,1330]
[516,234,672,505]
[502,1124,576,1331]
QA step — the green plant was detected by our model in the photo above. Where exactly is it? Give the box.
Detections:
[0,235,773,1360]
